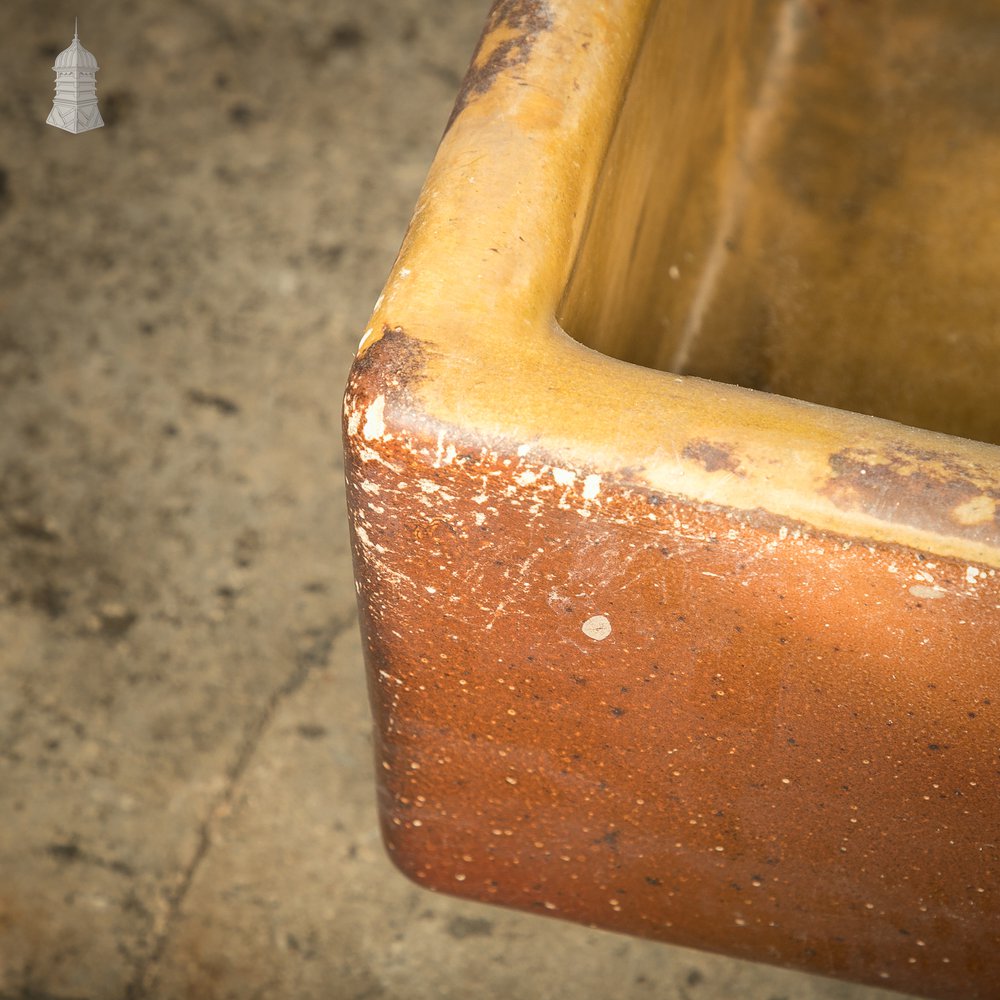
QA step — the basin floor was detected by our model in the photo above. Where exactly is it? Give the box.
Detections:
[0,1,910,997]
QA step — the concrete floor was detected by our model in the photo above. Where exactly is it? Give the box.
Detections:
[0,1,910,997]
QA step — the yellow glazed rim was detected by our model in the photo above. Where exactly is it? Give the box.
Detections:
[355,0,1000,568]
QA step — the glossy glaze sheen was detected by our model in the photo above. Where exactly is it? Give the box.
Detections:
[562,0,1000,445]
[343,1,1000,997]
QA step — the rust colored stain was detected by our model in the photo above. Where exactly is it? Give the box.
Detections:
[682,439,743,476]
[352,325,428,403]
[825,446,1000,545]
[344,333,1000,1000]
[445,0,553,134]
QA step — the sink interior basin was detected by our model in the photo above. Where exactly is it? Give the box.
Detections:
[561,0,1000,445]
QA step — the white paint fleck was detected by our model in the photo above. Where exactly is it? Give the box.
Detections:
[582,474,601,500]
[910,585,947,600]
[418,480,440,493]
[669,265,680,280]
[515,470,538,487]
[967,566,980,584]
[474,512,486,526]
[358,327,375,352]
[363,395,386,440]
[582,615,612,641]
[552,467,575,488]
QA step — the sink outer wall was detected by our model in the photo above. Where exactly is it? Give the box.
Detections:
[343,2,1000,997]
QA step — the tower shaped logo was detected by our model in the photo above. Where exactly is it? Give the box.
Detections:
[46,19,104,134]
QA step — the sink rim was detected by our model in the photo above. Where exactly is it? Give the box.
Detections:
[351,0,1000,568]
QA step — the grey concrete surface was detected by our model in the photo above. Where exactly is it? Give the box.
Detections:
[0,1,908,998]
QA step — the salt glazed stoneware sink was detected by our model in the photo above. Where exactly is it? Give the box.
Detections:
[343,1,1000,996]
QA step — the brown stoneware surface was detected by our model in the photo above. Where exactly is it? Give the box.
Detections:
[344,1,1000,997]
[345,331,999,1000]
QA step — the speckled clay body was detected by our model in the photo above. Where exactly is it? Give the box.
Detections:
[344,2,1000,997]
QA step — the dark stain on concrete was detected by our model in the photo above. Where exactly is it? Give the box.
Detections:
[97,605,138,639]
[100,90,136,127]
[445,915,494,939]
[228,102,263,127]
[329,23,366,51]
[45,842,136,878]
[0,166,10,220]
[186,389,240,415]
[308,242,345,268]
[8,513,60,543]
[30,582,69,619]
[296,723,328,740]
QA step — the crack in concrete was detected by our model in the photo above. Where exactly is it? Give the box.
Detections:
[123,608,357,999]
[0,991,94,1000]
[44,841,137,878]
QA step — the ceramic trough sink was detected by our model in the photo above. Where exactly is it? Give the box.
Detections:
[343,1,1000,996]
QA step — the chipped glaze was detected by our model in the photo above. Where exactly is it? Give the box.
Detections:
[344,1,1000,997]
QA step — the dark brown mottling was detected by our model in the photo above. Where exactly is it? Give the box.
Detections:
[682,439,744,476]
[825,446,1000,544]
